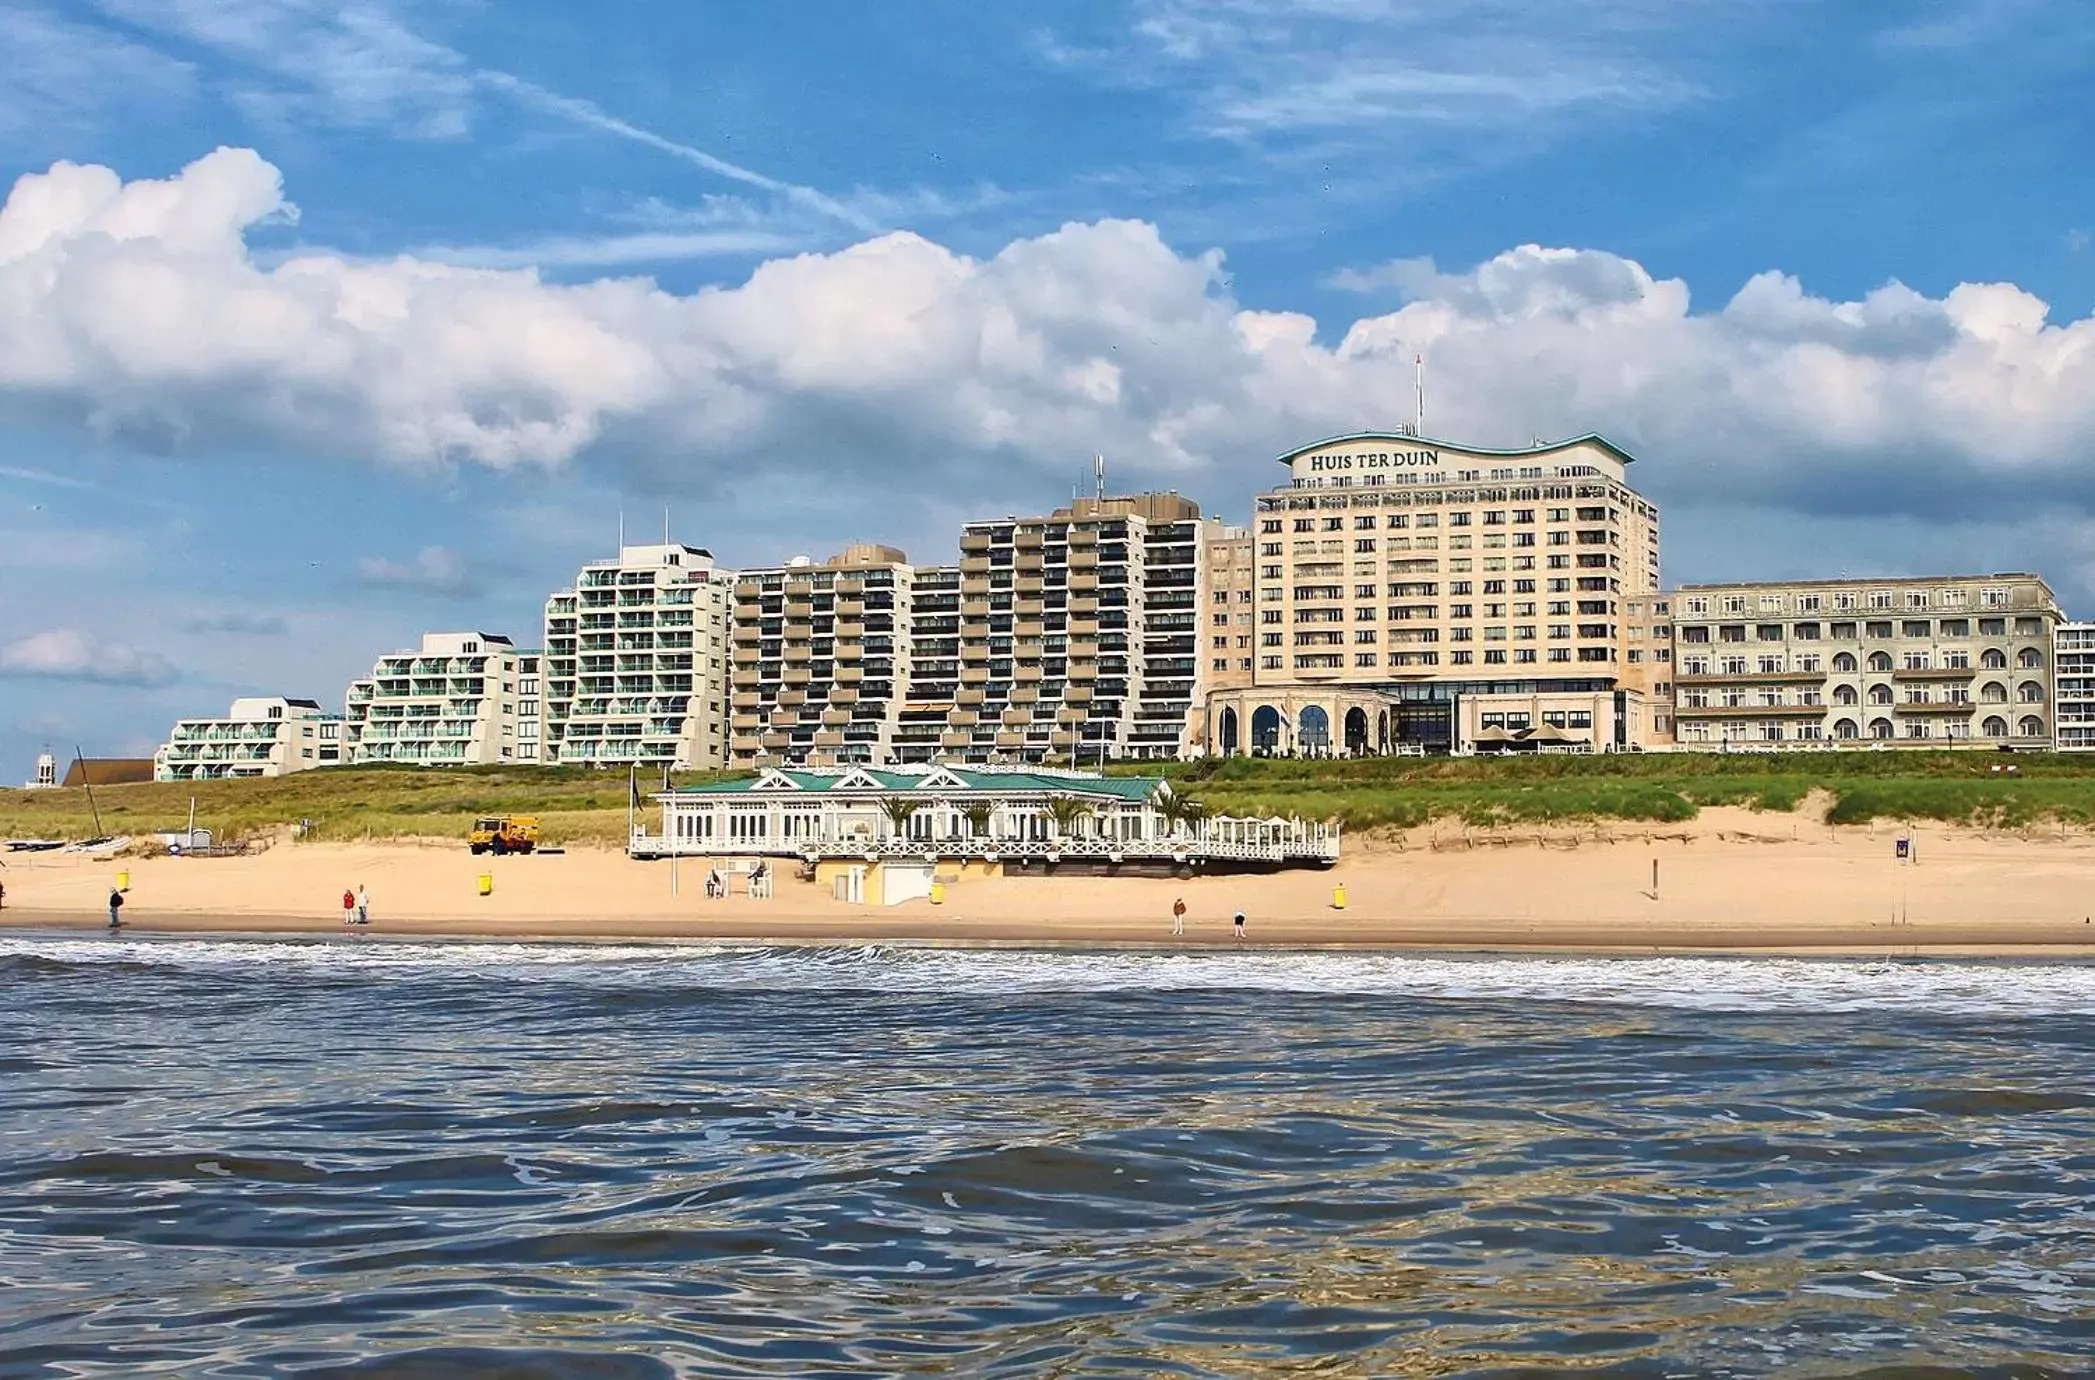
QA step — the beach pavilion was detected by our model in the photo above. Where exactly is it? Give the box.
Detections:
[631,765,1339,873]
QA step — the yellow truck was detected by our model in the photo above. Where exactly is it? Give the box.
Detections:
[468,816,541,856]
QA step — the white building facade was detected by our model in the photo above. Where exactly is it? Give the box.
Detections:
[154,697,338,781]
[343,632,538,766]
[542,543,734,769]
[2055,622,2095,751]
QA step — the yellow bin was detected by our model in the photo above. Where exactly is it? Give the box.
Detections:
[1332,883,1347,910]
[117,870,131,893]
[930,882,947,905]
[478,873,494,897]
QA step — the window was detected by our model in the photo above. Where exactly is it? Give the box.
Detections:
[1869,591,1894,609]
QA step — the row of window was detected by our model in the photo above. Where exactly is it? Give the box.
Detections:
[1682,648,2044,674]
[1678,618,2045,643]
[1677,716,2046,742]
[1681,588,2018,615]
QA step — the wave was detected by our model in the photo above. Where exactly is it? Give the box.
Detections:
[4,934,2094,1017]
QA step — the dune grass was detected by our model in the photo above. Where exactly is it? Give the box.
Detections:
[3,752,2091,845]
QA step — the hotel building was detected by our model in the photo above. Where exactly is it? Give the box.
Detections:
[730,545,926,767]
[2056,623,2095,751]
[1667,574,2061,748]
[153,697,338,781]
[343,632,539,766]
[1201,432,1663,754]
[541,543,734,770]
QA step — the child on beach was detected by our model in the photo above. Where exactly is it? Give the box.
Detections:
[107,888,124,930]
[342,889,356,925]
[1171,897,1187,936]
[1233,910,1246,941]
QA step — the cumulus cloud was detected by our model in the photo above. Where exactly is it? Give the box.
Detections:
[357,545,475,595]
[0,629,178,686]
[5,149,2095,530]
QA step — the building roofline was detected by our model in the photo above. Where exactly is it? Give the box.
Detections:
[1272,431,1638,467]
[1674,573,2055,592]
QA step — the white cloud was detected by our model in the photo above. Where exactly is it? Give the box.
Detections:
[408,229,801,271]
[5,149,2095,536]
[0,629,178,686]
[357,545,475,595]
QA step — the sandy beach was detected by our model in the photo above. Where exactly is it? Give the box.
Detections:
[5,805,2094,955]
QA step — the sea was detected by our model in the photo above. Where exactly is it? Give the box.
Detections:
[3,935,2093,1378]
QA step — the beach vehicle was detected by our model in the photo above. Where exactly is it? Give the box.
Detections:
[469,816,540,856]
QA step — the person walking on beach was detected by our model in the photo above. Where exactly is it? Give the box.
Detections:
[355,884,370,926]
[1171,897,1187,937]
[341,888,356,926]
[107,887,124,930]
[1233,910,1246,942]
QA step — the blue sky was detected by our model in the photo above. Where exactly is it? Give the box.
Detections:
[2,0,2093,776]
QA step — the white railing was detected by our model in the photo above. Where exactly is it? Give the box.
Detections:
[631,816,1340,865]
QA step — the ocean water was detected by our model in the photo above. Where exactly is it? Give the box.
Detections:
[3,936,2093,1377]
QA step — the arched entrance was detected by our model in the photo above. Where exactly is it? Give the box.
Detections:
[1299,705,1331,754]
[1251,705,1282,753]
[1218,707,1240,756]
[1343,707,1369,755]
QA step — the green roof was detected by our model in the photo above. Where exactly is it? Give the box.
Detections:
[669,767,1162,801]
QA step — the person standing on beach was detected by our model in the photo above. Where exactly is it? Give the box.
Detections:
[1171,897,1187,937]
[341,888,355,926]
[355,884,370,926]
[107,887,124,930]
[1233,910,1246,942]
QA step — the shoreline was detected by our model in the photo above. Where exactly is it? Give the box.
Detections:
[9,911,2095,960]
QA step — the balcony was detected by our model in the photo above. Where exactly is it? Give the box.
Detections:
[1893,665,1979,681]
[1675,669,1826,685]
[960,557,992,575]
[1673,701,1827,717]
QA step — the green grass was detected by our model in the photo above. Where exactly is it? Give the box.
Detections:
[1127,750,2095,831]
[0,764,738,848]
[4,752,2092,844]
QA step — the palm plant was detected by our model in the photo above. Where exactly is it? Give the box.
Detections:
[1043,795,1093,840]
[1155,789,1209,839]
[878,795,920,840]
[960,800,996,839]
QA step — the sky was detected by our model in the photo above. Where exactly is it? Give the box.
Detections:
[1,0,2093,777]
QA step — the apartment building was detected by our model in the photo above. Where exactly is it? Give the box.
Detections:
[343,632,537,766]
[1192,525,1255,755]
[154,697,338,781]
[1202,431,1663,754]
[2052,623,2094,750]
[1668,574,2061,748]
[541,543,733,770]
[951,492,1216,764]
[894,565,962,762]
[730,545,921,768]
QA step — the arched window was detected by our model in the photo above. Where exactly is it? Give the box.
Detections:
[1299,704,1331,751]
[1867,651,1893,672]
[1251,705,1281,752]
[1981,648,2007,669]
[1868,684,1894,705]
[1833,684,1858,705]
[1870,717,1894,740]
[1343,706,1369,754]
[1376,710,1391,752]
[2019,715,2045,739]
[2018,647,2044,669]
[1981,715,2008,738]
[2019,681,2045,703]
[1218,707,1240,755]
[1833,718,1859,740]
[1980,681,2008,703]
[1833,652,1858,673]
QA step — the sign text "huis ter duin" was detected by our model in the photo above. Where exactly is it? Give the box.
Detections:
[1305,448,1441,473]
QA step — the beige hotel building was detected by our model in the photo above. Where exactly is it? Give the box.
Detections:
[1664,574,2062,748]
[1200,431,1665,754]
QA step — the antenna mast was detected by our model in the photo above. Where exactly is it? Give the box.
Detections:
[1414,354,1425,436]
[1094,453,1106,501]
